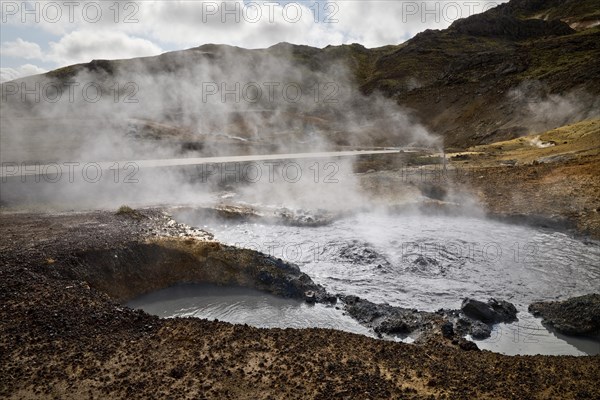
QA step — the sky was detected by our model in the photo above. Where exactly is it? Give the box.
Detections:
[0,0,507,82]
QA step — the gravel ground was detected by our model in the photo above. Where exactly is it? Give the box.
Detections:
[1,209,599,399]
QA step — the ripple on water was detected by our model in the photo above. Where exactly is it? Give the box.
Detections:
[127,284,374,337]
[194,213,600,311]
[161,211,600,355]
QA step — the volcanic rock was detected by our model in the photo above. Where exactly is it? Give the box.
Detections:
[461,298,518,324]
[529,294,600,337]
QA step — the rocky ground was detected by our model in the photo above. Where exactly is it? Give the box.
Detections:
[452,119,600,239]
[358,119,600,240]
[530,294,600,337]
[1,209,600,399]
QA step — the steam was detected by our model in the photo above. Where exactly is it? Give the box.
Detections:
[507,81,600,134]
[4,54,596,214]
[0,44,439,211]
[1,44,450,209]
[527,136,554,149]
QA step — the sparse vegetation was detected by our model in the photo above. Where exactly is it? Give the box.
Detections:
[2,1,599,399]
[45,65,81,80]
[116,205,143,219]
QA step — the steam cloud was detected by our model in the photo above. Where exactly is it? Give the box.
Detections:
[507,81,600,134]
[0,45,439,211]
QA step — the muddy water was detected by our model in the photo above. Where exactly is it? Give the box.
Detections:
[144,211,600,355]
[127,284,374,337]
[473,312,599,356]
[195,213,600,309]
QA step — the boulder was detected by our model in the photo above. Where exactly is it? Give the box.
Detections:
[461,298,517,324]
[441,321,454,339]
[455,317,492,340]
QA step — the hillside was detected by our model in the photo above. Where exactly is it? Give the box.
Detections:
[2,0,599,151]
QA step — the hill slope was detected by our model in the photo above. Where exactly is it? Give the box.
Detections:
[2,0,599,151]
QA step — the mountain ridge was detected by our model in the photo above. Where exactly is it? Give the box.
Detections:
[3,0,599,148]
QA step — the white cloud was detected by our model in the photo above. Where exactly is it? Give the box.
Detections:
[332,0,508,47]
[132,1,344,48]
[0,38,44,59]
[0,64,47,83]
[1,31,163,66]
[47,30,163,65]
[2,1,508,48]
[1,0,508,71]
[124,1,508,49]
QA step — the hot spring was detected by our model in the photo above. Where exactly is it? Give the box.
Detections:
[129,210,600,356]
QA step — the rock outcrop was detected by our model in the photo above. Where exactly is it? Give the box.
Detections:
[529,294,600,337]
[340,295,437,337]
[450,13,574,40]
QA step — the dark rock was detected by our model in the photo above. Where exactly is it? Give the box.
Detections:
[461,298,517,324]
[470,321,493,340]
[461,299,497,322]
[304,291,316,304]
[459,340,480,352]
[340,295,436,336]
[449,298,517,340]
[454,317,492,340]
[441,321,454,339]
[487,298,518,322]
[529,294,600,337]
[168,366,185,380]
[450,12,574,40]
[376,319,411,335]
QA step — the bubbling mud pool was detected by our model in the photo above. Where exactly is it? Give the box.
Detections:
[132,211,600,356]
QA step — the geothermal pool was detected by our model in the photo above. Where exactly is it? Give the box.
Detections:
[127,284,373,337]
[131,211,600,356]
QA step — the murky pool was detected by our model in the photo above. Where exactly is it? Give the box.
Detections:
[136,211,600,355]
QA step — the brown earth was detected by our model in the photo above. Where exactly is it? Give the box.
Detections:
[356,119,600,239]
[1,209,600,399]
[451,119,600,239]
